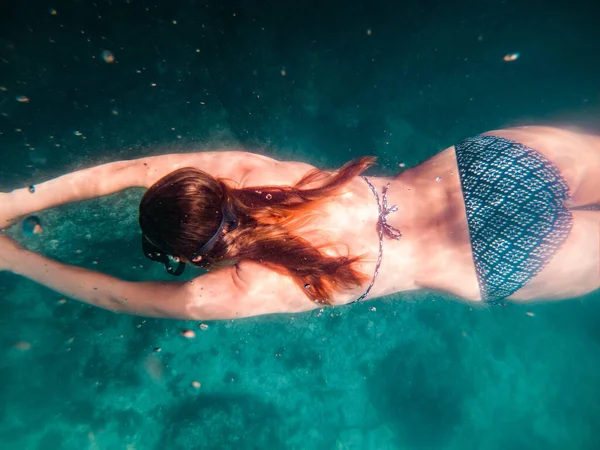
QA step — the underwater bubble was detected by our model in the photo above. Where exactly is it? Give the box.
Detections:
[22,216,43,237]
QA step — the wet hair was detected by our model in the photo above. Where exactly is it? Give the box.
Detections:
[139,157,376,305]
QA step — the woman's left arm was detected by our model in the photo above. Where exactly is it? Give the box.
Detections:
[0,236,317,320]
[0,235,194,319]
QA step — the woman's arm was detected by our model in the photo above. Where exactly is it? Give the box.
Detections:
[4,159,146,226]
[0,236,316,320]
[0,150,276,229]
[2,235,193,319]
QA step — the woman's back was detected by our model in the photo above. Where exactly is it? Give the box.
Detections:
[240,150,479,304]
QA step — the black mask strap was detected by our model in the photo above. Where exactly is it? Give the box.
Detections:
[141,202,236,275]
[191,203,238,262]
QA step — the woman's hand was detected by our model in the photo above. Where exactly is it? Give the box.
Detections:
[0,192,22,230]
[0,234,24,272]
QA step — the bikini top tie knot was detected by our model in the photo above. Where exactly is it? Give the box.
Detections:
[353,176,402,303]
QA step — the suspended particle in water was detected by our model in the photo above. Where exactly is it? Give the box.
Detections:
[0,86,7,91]
[366,29,372,36]
[265,193,272,200]
[28,185,35,193]
[16,95,30,103]
[435,176,442,182]
[526,311,535,317]
[180,329,196,339]
[153,347,162,352]
[74,130,82,136]
[49,8,57,15]
[14,341,31,351]
[22,216,43,237]
[191,381,201,389]
[101,50,115,63]
[144,354,164,382]
[503,52,520,62]
[280,69,286,76]
[198,323,209,330]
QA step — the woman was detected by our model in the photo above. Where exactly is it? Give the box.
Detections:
[0,126,598,320]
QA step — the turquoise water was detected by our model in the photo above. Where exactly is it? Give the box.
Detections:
[1,1,600,449]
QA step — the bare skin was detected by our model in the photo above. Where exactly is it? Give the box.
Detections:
[0,126,598,320]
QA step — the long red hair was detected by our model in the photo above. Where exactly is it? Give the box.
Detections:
[139,157,376,304]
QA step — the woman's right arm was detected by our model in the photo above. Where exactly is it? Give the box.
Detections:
[1,159,146,229]
[0,150,277,229]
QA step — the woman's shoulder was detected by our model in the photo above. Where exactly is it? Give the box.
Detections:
[240,157,319,187]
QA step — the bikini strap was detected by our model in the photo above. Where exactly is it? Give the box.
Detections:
[353,176,402,303]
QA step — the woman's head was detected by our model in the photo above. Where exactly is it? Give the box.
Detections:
[138,157,376,304]
[139,168,235,268]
